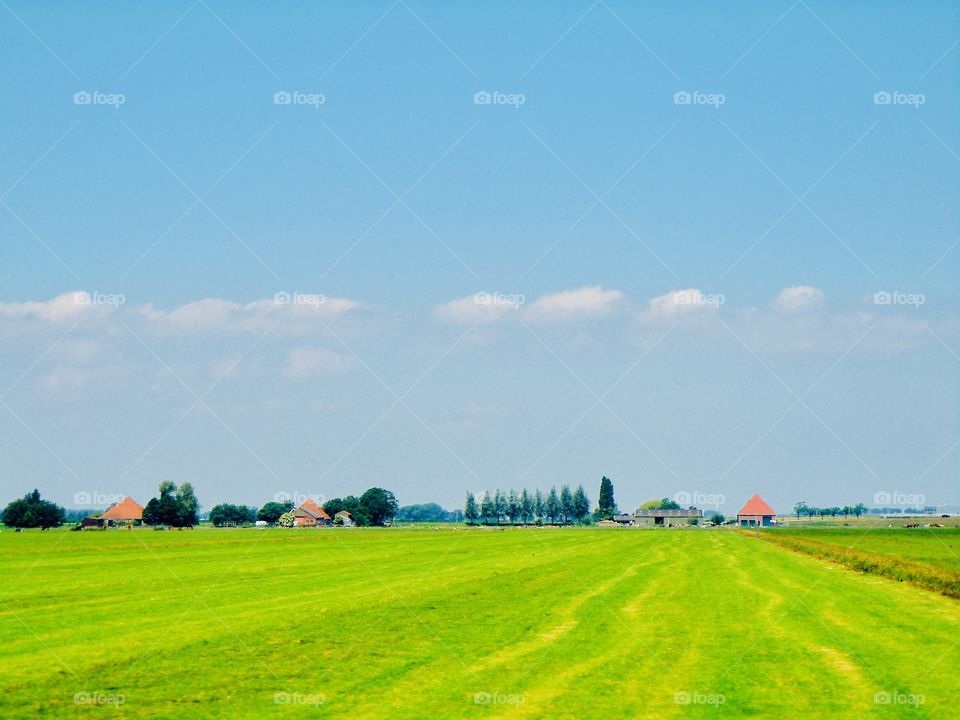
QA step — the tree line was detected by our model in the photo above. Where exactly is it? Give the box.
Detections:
[464,485,592,525]
[216,487,399,527]
[1,490,65,530]
[0,484,400,529]
[793,502,866,519]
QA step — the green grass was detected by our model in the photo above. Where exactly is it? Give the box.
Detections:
[1,527,958,718]
[760,527,960,598]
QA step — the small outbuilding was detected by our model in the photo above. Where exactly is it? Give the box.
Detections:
[334,510,354,527]
[737,494,776,527]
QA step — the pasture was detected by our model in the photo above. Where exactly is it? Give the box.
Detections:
[1,527,958,718]
[762,527,960,598]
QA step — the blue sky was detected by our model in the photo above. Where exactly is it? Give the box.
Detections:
[1,1,958,514]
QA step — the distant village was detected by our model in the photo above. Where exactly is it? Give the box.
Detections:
[70,480,780,531]
[3,474,947,532]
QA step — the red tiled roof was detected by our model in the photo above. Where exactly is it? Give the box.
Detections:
[297,498,330,520]
[101,496,144,520]
[738,494,776,517]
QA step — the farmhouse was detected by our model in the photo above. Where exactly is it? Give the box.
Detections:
[99,496,144,526]
[737,494,776,527]
[615,508,703,527]
[292,499,331,527]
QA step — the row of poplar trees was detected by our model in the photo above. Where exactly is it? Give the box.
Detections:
[463,485,591,525]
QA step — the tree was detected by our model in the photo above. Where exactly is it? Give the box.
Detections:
[545,487,560,525]
[324,495,370,526]
[395,503,454,523]
[142,483,177,525]
[853,503,866,518]
[360,487,399,526]
[572,485,590,524]
[794,502,808,520]
[480,491,494,525]
[464,493,479,525]
[596,476,617,520]
[559,485,573,525]
[711,513,726,526]
[659,497,681,510]
[277,511,294,527]
[2,489,65,529]
[519,488,533,525]
[174,483,200,527]
[141,482,199,527]
[507,490,520,524]
[494,490,506,526]
[209,503,256,527]
[258,501,293,524]
[142,497,163,525]
[533,489,544,522]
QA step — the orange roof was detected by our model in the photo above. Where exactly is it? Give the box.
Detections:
[738,494,776,517]
[101,496,144,520]
[297,498,330,520]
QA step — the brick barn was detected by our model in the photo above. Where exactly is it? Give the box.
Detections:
[737,494,776,527]
[292,499,331,527]
[100,497,144,526]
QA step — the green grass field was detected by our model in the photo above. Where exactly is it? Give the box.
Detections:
[2,527,958,718]
[761,527,960,598]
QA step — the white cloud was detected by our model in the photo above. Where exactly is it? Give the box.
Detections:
[283,347,356,380]
[525,286,622,321]
[772,285,825,313]
[0,291,111,322]
[434,286,622,324]
[35,363,132,396]
[645,288,722,320]
[136,294,360,334]
[433,292,523,324]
